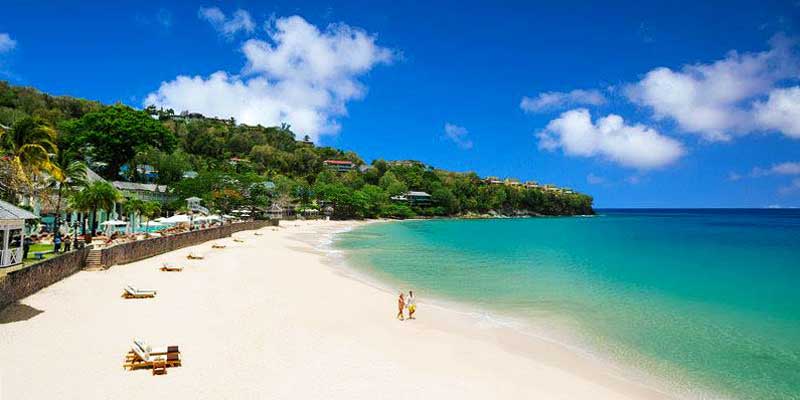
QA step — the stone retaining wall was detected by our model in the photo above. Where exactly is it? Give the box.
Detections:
[98,220,277,268]
[0,220,278,310]
[0,248,89,310]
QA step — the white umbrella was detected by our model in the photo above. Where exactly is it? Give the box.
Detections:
[161,214,191,224]
[100,219,128,226]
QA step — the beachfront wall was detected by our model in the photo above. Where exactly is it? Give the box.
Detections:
[0,220,278,310]
[98,220,277,268]
[0,248,90,310]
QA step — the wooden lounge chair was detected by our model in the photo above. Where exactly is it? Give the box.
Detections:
[212,243,226,249]
[160,263,183,272]
[124,339,181,373]
[233,238,244,243]
[254,232,263,236]
[187,252,204,260]
[122,285,157,299]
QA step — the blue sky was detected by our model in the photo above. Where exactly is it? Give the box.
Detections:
[2,1,799,208]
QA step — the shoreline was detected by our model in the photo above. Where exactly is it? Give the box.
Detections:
[1,219,685,399]
[309,221,698,400]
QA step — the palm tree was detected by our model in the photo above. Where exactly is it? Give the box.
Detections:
[1,117,59,203]
[121,197,145,231]
[2,116,58,175]
[69,181,120,236]
[47,154,88,235]
[141,201,162,234]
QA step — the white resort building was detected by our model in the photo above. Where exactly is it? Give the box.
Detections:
[323,160,356,173]
[112,181,173,204]
[391,191,432,206]
[0,199,38,268]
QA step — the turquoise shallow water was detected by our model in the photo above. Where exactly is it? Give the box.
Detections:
[335,210,800,400]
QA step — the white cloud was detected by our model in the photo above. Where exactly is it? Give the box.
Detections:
[0,33,16,53]
[750,161,800,177]
[520,89,606,112]
[772,162,800,175]
[146,15,393,140]
[779,178,800,194]
[625,35,799,141]
[754,86,800,138]
[538,108,685,169]
[444,123,473,149]
[626,175,644,185]
[586,173,605,185]
[198,7,255,37]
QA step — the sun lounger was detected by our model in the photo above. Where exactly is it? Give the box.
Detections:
[124,338,181,373]
[254,232,263,236]
[133,339,179,356]
[212,244,226,249]
[233,238,244,243]
[160,263,183,272]
[187,252,204,260]
[122,285,157,299]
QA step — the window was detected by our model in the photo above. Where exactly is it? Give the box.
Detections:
[0,229,6,250]
[9,229,22,248]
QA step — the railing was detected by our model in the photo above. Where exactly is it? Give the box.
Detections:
[190,205,210,215]
[0,247,23,267]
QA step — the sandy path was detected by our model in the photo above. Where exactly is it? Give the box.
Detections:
[0,220,678,399]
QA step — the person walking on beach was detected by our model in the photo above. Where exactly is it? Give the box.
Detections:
[406,291,416,320]
[397,292,405,321]
[63,235,72,253]
[23,235,32,260]
[53,234,62,253]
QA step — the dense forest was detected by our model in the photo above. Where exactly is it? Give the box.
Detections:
[0,81,594,219]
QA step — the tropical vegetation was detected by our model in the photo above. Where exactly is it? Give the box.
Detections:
[0,80,593,220]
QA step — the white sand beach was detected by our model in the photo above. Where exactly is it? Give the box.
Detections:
[0,220,678,399]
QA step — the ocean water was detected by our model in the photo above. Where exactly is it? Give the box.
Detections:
[334,210,800,400]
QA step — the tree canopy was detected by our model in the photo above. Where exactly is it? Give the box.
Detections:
[61,104,176,179]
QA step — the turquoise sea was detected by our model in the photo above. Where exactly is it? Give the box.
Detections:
[334,210,800,400]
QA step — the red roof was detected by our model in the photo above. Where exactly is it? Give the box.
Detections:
[323,160,354,165]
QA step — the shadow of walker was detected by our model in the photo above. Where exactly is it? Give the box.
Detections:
[0,303,44,324]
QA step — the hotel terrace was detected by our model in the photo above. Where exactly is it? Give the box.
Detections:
[481,177,574,194]
[323,160,356,173]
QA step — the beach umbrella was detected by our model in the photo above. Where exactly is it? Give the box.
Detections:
[99,219,128,226]
[161,214,191,224]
